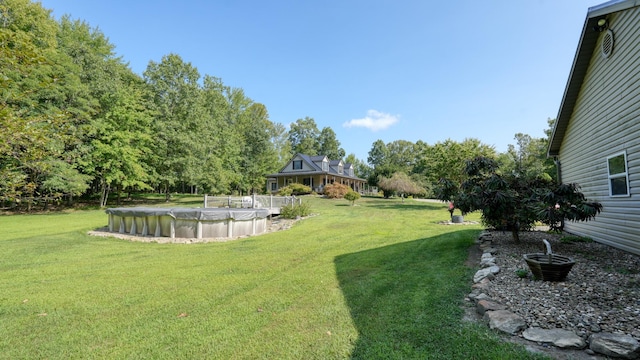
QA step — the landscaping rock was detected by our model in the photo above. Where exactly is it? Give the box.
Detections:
[468,292,490,303]
[481,247,498,254]
[522,327,586,349]
[476,299,507,315]
[469,229,640,359]
[480,253,496,267]
[477,232,493,242]
[473,266,500,283]
[483,310,526,335]
[589,332,640,359]
[477,231,640,340]
[471,277,491,290]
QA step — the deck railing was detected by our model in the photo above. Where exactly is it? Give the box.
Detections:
[203,194,300,212]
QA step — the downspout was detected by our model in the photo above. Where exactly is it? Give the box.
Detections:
[553,156,565,231]
[554,157,562,184]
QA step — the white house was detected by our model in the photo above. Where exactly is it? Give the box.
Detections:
[266,154,367,194]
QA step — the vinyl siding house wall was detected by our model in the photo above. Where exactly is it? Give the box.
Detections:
[548,0,640,255]
[266,154,366,194]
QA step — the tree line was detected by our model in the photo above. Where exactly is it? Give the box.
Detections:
[1,0,555,210]
[1,0,339,209]
[364,122,557,198]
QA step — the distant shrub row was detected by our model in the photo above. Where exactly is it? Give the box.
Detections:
[277,184,312,196]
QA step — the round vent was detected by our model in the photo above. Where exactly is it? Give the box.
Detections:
[601,29,614,58]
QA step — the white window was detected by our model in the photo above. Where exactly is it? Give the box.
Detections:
[338,165,343,174]
[322,160,328,171]
[607,151,629,197]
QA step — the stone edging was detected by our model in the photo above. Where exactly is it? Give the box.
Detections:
[469,231,640,360]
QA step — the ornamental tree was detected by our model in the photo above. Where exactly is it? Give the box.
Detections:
[436,156,602,242]
[344,190,361,206]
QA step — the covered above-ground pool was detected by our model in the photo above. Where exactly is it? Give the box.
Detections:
[105,207,270,240]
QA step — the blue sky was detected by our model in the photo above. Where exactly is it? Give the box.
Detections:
[41,0,600,162]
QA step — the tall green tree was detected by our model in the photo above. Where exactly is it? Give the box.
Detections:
[317,127,345,160]
[90,73,155,206]
[238,103,279,193]
[415,138,496,187]
[344,153,371,180]
[367,139,396,188]
[270,122,292,169]
[199,75,237,194]
[221,87,252,194]
[367,139,389,168]
[0,0,90,209]
[144,53,204,200]
[499,119,557,181]
[288,117,320,156]
[386,140,417,174]
[55,16,152,206]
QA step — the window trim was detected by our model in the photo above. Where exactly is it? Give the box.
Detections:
[292,160,303,170]
[607,151,630,197]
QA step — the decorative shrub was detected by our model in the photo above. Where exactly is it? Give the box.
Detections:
[435,156,602,242]
[324,183,350,199]
[344,191,360,206]
[279,201,311,219]
[278,184,311,196]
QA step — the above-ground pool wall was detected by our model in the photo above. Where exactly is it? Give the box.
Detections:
[106,208,269,240]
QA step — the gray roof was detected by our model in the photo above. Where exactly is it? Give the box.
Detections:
[548,0,640,156]
[267,153,365,180]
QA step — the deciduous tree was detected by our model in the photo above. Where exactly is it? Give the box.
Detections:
[378,172,425,199]
[317,127,345,160]
[289,117,320,156]
[436,156,601,242]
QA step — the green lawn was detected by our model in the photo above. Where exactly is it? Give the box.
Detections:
[0,196,548,359]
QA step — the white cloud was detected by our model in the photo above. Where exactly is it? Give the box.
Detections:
[343,110,400,131]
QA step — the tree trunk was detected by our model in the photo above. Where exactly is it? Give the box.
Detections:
[164,182,171,202]
[511,229,520,243]
[99,180,110,208]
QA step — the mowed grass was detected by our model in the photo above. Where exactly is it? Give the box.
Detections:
[0,197,548,359]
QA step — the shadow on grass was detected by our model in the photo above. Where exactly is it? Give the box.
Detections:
[334,228,544,359]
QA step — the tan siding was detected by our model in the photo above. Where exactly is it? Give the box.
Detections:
[559,7,640,255]
[281,155,310,173]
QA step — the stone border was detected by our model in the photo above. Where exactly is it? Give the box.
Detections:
[469,231,640,359]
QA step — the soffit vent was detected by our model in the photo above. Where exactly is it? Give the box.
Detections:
[602,29,614,58]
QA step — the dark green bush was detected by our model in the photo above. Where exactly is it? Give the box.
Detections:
[344,191,360,205]
[280,201,311,219]
[278,184,311,196]
[560,235,593,243]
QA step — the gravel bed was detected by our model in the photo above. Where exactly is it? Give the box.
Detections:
[482,230,640,340]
